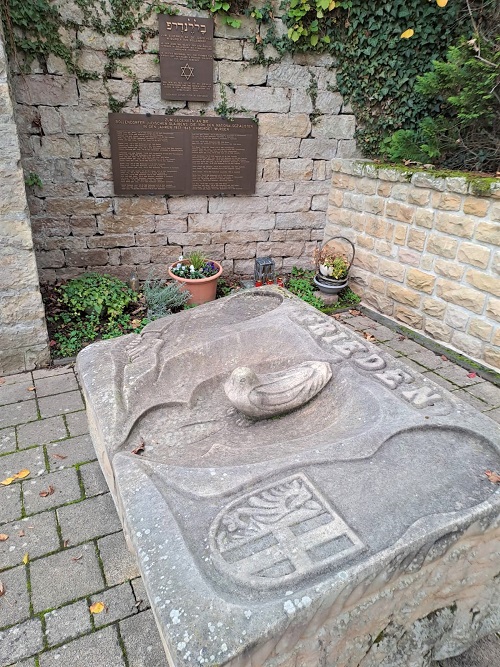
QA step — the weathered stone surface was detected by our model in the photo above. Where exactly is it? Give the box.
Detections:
[78,289,500,667]
[0,28,49,375]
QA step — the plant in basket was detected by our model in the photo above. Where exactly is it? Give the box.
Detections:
[168,251,223,305]
[313,237,355,295]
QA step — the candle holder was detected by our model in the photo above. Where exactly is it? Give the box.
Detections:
[254,257,275,287]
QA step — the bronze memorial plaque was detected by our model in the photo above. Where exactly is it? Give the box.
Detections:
[159,14,213,101]
[109,113,258,196]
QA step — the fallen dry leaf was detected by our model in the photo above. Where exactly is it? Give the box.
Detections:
[398,335,406,341]
[71,554,83,562]
[333,313,342,320]
[132,439,145,456]
[18,530,25,538]
[39,484,55,497]
[349,309,361,316]
[89,601,105,614]
[27,387,36,392]
[0,378,5,385]
[485,470,500,484]
[22,553,29,565]
[1,468,31,485]
[466,372,477,379]
[63,539,70,548]
[0,580,5,597]
[441,355,448,361]
[0,534,9,542]
[363,332,376,342]
[51,453,67,460]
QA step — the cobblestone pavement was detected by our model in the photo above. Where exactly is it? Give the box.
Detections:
[0,312,499,667]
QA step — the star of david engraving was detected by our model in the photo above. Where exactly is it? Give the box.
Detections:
[210,473,365,589]
[180,63,195,80]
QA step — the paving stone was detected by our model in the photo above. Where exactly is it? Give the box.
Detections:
[17,416,67,449]
[0,511,60,569]
[385,336,424,356]
[65,411,89,437]
[422,371,456,392]
[0,565,30,628]
[0,618,43,667]
[34,373,79,398]
[435,364,485,388]
[369,325,396,342]
[0,447,46,482]
[410,349,449,371]
[452,389,488,412]
[91,581,138,627]
[0,372,33,386]
[0,427,16,455]
[345,315,378,332]
[47,434,96,472]
[438,633,500,666]
[39,625,126,667]
[58,494,121,544]
[130,576,150,611]
[44,599,92,646]
[0,486,22,524]
[0,401,38,429]
[98,532,140,586]
[379,342,403,359]
[80,461,108,497]
[30,543,104,613]
[485,407,500,424]
[399,358,427,373]
[0,381,35,407]
[22,468,81,514]
[120,610,165,667]
[38,391,84,419]
[466,381,500,408]
[32,367,74,380]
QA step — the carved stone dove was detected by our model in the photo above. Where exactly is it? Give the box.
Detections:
[224,361,332,419]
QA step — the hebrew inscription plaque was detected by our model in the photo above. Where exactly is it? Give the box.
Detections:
[159,15,213,101]
[109,113,258,195]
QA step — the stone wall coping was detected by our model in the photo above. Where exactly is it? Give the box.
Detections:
[331,158,500,198]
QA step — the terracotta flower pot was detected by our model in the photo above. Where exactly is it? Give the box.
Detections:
[168,260,223,306]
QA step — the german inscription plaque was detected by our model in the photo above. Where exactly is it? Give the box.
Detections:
[159,15,213,101]
[109,113,258,196]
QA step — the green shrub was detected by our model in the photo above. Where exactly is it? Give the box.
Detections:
[58,272,137,320]
[383,9,499,172]
[143,275,190,320]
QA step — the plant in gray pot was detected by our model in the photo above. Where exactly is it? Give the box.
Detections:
[313,237,355,295]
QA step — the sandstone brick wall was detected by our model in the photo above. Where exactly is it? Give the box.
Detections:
[325,160,500,370]
[11,0,357,284]
[0,27,50,375]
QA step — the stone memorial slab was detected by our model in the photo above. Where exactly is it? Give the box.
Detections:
[159,15,213,102]
[77,289,500,667]
[109,113,258,196]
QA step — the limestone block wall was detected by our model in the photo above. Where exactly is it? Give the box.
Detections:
[10,0,357,284]
[0,27,50,375]
[325,160,500,370]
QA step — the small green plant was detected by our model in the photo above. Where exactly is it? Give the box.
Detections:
[171,253,219,280]
[59,272,137,320]
[143,275,190,320]
[287,268,326,310]
[313,245,350,279]
[214,84,247,121]
[25,172,42,187]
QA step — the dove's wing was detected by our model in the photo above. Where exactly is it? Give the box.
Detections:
[249,363,326,409]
